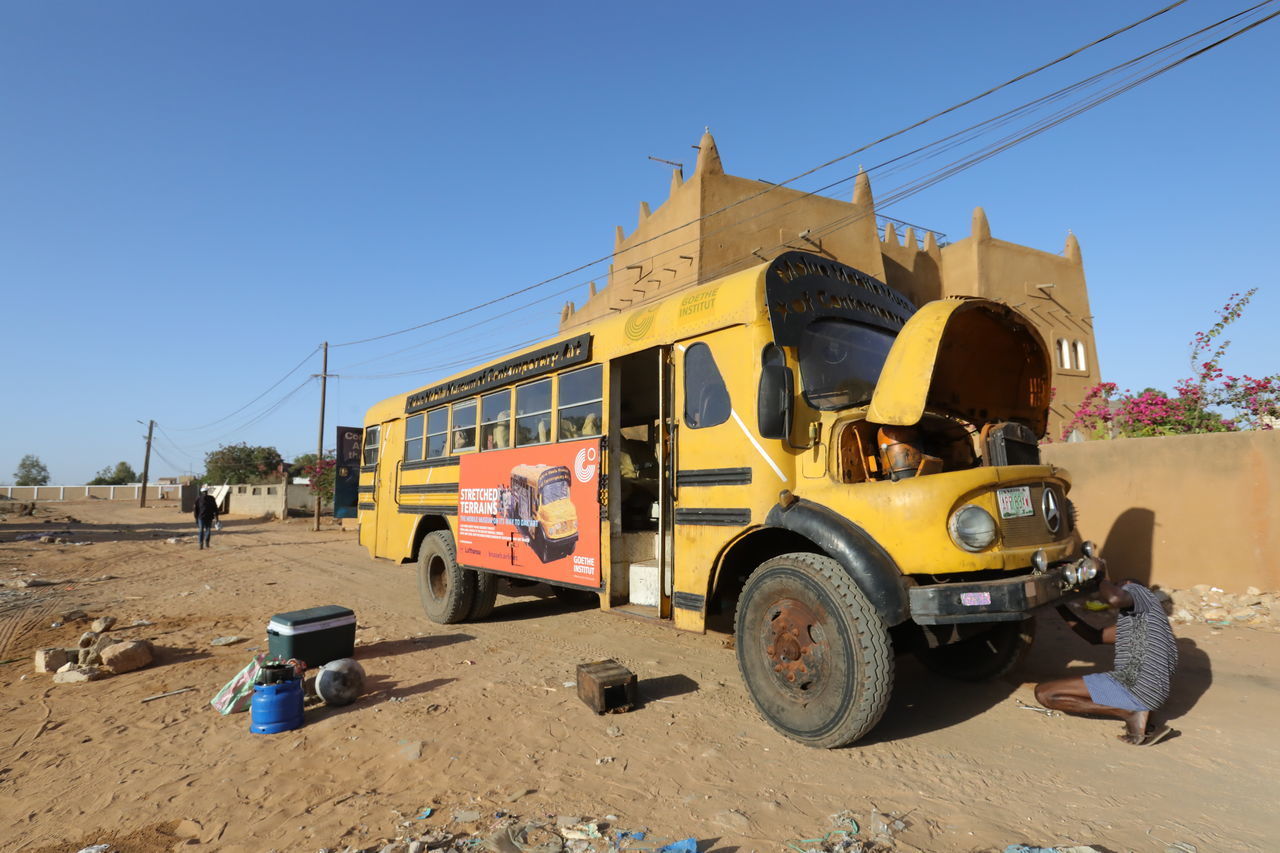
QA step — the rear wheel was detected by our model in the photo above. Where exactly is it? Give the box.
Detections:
[416,531,475,624]
[917,618,1036,681]
[467,570,499,620]
[735,552,893,749]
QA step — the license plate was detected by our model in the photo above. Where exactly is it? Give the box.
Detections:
[997,486,1034,519]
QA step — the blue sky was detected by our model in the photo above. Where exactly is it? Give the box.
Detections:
[2,1,1277,483]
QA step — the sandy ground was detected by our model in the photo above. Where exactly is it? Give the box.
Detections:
[1,500,1277,853]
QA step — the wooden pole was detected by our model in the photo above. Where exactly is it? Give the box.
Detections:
[314,342,328,532]
[139,420,154,508]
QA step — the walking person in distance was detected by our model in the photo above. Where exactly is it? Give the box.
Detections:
[194,486,220,550]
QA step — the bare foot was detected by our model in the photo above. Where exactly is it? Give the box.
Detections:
[1119,709,1150,743]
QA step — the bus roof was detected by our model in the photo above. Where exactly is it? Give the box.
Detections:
[362,256,770,425]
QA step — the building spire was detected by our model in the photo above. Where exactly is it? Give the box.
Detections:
[852,167,873,209]
[1065,230,1082,264]
[694,129,723,176]
[972,207,991,241]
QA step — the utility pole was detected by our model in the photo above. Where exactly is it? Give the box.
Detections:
[314,342,329,532]
[139,419,154,508]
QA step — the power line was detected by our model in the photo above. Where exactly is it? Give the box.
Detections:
[329,1,1194,351]
[202,376,317,445]
[161,1,1276,429]
[327,2,1277,391]
[166,345,320,432]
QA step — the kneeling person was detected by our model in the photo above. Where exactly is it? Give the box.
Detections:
[1035,578,1178,746]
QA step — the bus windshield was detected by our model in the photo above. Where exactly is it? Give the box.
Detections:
[797,319,897,410]
[539,471,571,503]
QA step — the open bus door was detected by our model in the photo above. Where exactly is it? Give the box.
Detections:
[608,346,673,618]
[372,418,400,559]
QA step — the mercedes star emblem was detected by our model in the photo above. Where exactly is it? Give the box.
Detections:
[1042,488,1062,534]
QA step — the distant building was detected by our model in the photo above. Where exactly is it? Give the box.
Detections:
[559,131,1099,437]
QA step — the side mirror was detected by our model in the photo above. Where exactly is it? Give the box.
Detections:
[757,363,794,440]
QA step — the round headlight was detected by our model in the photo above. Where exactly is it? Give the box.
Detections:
[1082,540,1098,559]
[1080,557,1099,580]
[1063,565,1079,585]
[949,505,997,552]
[1031,549,1048,573]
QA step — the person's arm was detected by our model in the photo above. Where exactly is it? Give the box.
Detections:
[1055,604,1114,645]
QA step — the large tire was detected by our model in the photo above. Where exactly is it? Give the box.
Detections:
[917,618,1036,681]
[467,570,499,620]
[734,552,893,749]
[417,531,475,624]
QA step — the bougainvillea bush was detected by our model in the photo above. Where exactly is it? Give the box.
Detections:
[303,451,337,504]
[1064,289,1279,440]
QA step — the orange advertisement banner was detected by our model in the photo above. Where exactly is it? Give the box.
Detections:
[456,438,602,588]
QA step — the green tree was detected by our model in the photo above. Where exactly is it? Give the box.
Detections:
[203,443,285,484]
[290,453,319,478]
[88,461,139,485]
[14,454,50,486]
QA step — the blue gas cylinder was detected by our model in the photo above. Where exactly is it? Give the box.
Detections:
[249,663,305,734]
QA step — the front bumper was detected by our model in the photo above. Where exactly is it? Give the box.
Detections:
[908,556,1101,625]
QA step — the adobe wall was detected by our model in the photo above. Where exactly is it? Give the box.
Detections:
[1042,430,1280,592]
[226,483,288,520]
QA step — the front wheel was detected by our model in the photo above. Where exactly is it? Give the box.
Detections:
[417,530,475,624]
[734,552,893,749]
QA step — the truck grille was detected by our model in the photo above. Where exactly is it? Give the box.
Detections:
[1000,483,1071,547]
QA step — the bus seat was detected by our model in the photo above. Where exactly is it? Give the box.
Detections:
[582,412,600,436]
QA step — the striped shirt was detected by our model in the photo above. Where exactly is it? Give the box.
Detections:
[1111,582,1179,709]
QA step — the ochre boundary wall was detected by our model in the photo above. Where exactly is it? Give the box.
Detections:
[1042,430,1280,592]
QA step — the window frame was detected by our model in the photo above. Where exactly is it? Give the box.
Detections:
[514,378,553,447]
[403,414,425,463]
[683,342,732,429]
[362,424,381,466]
[557,363,603,440]
[450,399,478,454]
[480,389,512,451]
[1072,340,1088,372]
[425,407,449,459]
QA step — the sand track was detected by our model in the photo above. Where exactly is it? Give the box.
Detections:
[1,501,1276,852]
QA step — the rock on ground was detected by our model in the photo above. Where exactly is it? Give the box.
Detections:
[100,639,154,674]
[53,665,105,683]
[34,648,74,673]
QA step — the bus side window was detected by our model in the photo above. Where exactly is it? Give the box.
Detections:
[451,399,477,453]
[515,378,552,447]
[684,343,731,429]
[481,390,511,450]
[426,408,449,458]
[404,415,424,462]
[362,425,381,465]
[558,364,602,440]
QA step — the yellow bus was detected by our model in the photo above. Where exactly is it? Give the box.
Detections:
[357,250,1101,747]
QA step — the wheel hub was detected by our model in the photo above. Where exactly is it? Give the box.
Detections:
[764,598,825,694]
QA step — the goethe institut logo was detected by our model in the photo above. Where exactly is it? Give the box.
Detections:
[574,446,598,483]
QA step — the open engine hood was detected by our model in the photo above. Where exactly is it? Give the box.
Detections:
[866,298,1052,436]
